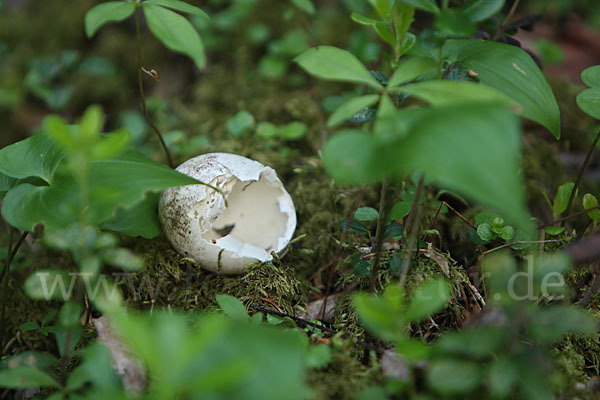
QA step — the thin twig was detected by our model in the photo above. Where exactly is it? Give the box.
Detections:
[256,306,383,355]
[540,204,600,228]
[501,0,521,30]
[135,5,173,168]
[400,204,423,287]
[563,130,600,224]
[430,200,477,231]
[402,175,426,248]
[370,180,390,292]
[481,239,562,256]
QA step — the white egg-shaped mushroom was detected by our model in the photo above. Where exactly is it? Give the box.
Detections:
[159,153,296,274]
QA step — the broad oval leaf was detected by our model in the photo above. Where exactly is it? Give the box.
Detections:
[1,151,200,233]
[327,94,380,127]
[354,206,379,221]
[444,39,561,138]
[322,130,380,184]
[24,269,75,301]
[143,0,210,20]
[0,132,64,184]
[100,192,161,238]
[215,294,248,322]
[291,0,315,14]
[388,57,436,88]
[143,4,206,69]
[462,0,505,22]
[85,1,135,38]
[0,367,61,389]
[576,88,600,120]
[399,80,518,107]
[427,359,482,395]
[381,104,530,226]
[404,279,450,322]
[397,0,439,13]
[294,46,383,90]
[581,65,600,88]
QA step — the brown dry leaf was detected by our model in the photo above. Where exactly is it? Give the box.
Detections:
[423,242,450,277]
[296,293,341,322]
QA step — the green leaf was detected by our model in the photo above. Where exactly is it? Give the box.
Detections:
[390,201,411,220]
[545,226,564,236]
[350,12,379,26]
[355,293,400,341]
[354,207,379,221]
[0,367,60,389]
[278,121,307,140]
[216,294,249,322]
[553,182,575,217]
[322,130,379,184]
[328,95,380,128]
[435,9,476,36]
[444,39,561,138]
[1,151,199,233]
[373,22,395,46]
[0,132,64,184]
[389,252,404,276]
[294,46,383,90]
[462,0,505,22]
[143,0,210,19]
[291,0,315,14]
[306,345,331,368]
[488,357,517,398]
[20,321,40,331]
[353,253,372,276]
[427,359,482,395]
[381,104,529,227]
[529,306,597,343]
[387,57,436,88]
[85,1,135,38]
[384,222,404,238]
[143,4,206,69]
[340,218,370,234]
[477,223,494,242]
[404,279,450,322]
[101,248,144,271]
[583,193,600,222]
[100,192,161,238]
[398,80,517,107]
[581,65,600,87]
[396,0,439,13]
[226,110,255,138]
[576,88,600,120]
[499,225,514,241]
[24,270,75,301]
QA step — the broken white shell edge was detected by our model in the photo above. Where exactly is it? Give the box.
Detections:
[159,153,297,274]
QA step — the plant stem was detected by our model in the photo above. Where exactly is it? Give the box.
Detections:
[502,0,521,30]
[135,5,174,168]
[442,0,449,10]
[562,130,600,224]
[399,174,426,287]
[370,180,390,292]
[321,190,365,319]
[0,229,26,355]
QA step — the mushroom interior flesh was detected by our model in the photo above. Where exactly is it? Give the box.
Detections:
[201,172,290,260]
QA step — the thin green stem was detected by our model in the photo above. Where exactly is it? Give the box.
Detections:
[135,5,173,168]
[370,180,390,292]
[442,0,449,10]
[562,130,600,225]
